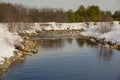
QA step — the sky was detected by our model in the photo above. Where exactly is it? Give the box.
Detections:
[0,0,120,12]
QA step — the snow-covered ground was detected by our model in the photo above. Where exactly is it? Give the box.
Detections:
[19,22,87,34]
[81,21,120,44]
[0,24,23,64]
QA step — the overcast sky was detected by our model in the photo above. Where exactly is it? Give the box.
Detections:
[0,0,120,12]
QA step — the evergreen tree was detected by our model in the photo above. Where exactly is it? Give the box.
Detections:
[86,5,102,22]
[75,14,85,22]
[75,5,86,22]
[67,9,76,22]
[113,10,120,21]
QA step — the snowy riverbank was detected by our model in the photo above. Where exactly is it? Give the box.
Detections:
[0,22,87,64]
[0,24,38,76]
[0,25,23,64]
[0,21,120,76]
[81,21,120,45]
[0,22,85,64]
[0,21,120,64]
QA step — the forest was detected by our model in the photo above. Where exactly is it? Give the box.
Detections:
[0,2,120,23]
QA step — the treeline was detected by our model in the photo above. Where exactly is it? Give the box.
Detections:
[0,2,67,22]
[67,5,120,22]
[0,2,120,23]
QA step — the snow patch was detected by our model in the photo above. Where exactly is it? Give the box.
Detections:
[0,25,23,64]
[81,21,120,44]
[19,22,87,33]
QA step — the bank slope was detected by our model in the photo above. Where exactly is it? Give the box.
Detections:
[0,25,23,64]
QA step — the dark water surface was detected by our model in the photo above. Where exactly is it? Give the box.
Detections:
[1,38,120,80]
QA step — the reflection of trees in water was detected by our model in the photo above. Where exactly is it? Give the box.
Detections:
[98,45,113,61]
[66,38,73,44]
[38,39,65,49]
[76,38,97,48]
[76,38,85,47]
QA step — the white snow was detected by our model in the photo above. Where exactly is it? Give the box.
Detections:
[81,21,120,44]
[0,25,23,64]
[81,24,101,38]
[99,23,120,44]
[20,22,87,34]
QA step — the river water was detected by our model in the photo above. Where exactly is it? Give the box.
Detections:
[1,37,120,80]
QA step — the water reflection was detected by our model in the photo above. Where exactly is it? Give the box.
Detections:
[1,37,120,80]
[38,39,65,49]
[76,38,113,62]
[32,34,115,62]
[76,38,97,47]
[37,38,114,62]
[66,38,73,44]
[98,45,113,61]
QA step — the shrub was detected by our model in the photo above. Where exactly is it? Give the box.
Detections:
[97,22,113,33]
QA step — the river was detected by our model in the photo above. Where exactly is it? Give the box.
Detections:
[1,37,120,80]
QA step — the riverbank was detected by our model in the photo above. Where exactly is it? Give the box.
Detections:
[24,21,120,50]
[0,21,120,76]
[0,22,86,76]
[80,21,120,50]
[0,31,38,76]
